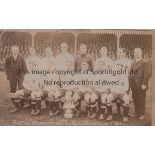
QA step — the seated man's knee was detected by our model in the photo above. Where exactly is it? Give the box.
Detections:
[90,93,98,102]
[65,91,73,101]
[107,93,114,104]
[54,91,61,99]
[101,93,108,103]
[31,91,38,100]
[65,91,73,97]
[48,91,54,101]
[35,91,41,101]
[73,93,80,102]
[84,93,91,103]
[122,94,129,106]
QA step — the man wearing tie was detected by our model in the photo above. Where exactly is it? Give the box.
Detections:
[129,48,151,120]
[5,45,27,113]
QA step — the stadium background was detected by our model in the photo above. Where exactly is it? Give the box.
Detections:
[0,29,152,61]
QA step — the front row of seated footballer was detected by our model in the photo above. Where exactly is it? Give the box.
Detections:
[9,59,130,122]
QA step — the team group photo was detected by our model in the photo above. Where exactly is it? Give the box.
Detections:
[0,29,152,125]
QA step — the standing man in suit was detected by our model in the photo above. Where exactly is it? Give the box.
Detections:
[5,45,27,113]
[129,48,151,120]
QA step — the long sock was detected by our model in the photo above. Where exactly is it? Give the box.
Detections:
[92,106,96,113]
[54,101,60,112]
[36,100,41,110]
[75,100,81,111]
[45,100,49,107]
[31,100,36,110]
[123,105,130,117]
[86,105,91,114]
[48,101,54,112]
[100,107,106,114]
[116,102,121,113]
[107,104,112,115]
[11,98,15,107]
[90,102,96,114]
[14,97,20,108]
[20,98,25,108]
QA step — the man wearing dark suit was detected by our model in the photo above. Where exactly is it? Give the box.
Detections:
[74,43,93,72]
[129,48,151,120]
[5,45,27,113]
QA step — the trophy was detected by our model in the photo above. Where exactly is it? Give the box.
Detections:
[63,98,75,119]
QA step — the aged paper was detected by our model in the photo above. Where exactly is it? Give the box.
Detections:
[0,29,153,125]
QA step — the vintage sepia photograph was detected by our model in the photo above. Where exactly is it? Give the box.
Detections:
[0,29,152,125]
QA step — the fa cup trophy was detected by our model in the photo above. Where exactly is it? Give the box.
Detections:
[63,94,75,119]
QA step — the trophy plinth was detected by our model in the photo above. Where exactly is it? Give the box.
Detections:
[63,101,75,119]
